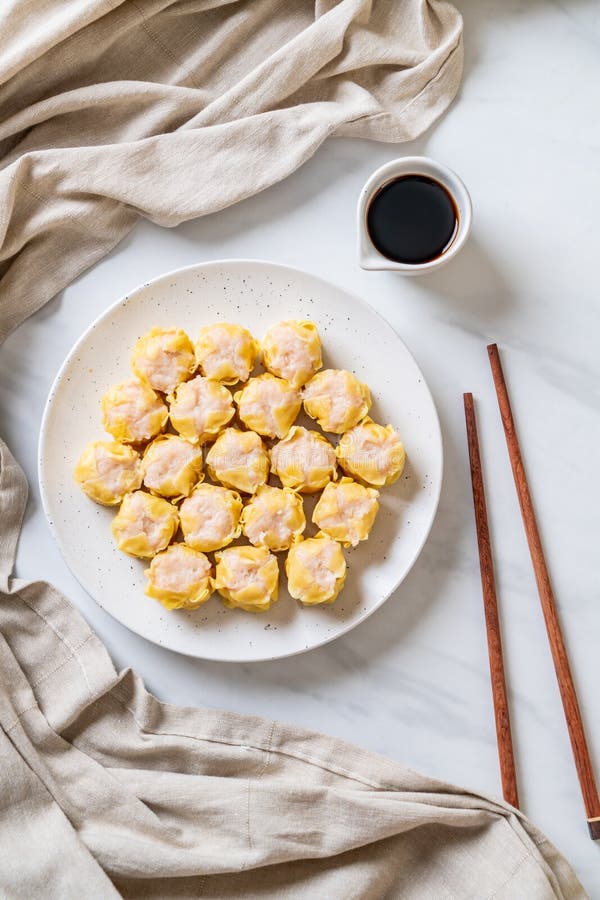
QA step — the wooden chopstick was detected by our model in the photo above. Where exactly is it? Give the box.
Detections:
[487,343,600,840]
[464,392,520,810]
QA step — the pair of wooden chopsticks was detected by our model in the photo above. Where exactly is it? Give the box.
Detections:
[464,344,600,840]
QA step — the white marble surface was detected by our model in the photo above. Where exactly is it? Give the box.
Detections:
[1,0,599,893]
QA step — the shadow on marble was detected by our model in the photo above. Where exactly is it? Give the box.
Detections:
[409,233,515,321]
[30,287,67,328]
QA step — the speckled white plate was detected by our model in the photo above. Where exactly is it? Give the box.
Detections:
[39,260,442,662]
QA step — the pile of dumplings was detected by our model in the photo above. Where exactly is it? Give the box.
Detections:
[74,320,406,615]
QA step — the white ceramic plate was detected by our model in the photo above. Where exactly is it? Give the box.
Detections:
[39,260,442,662]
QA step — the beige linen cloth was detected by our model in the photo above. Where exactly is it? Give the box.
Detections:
[1,0,464,339]
[0,440,588,898]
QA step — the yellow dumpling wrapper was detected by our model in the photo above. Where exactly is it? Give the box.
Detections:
[312,477,379,548]
[101,379,168,444]
[270,425,336,494]
[131,327,196,394]
[336,417,406,487]
[195,323,258,384]
[111,491,179,558]
[145,543,213,610]
[141,434,203,500]
[74,440,142,506]
[261,320,322,388]
[214,545,279,613]
[241,484,305,552]
[169,374,234,444]
[285,533,347,606]
[302,369,371,434]
[206,428,269,494]
[179,482,242,553]
[234,373,301,439]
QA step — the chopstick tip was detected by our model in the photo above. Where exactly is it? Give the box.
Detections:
[588,818,600,841]
[463,393,475,418]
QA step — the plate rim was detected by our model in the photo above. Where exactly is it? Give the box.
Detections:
[38,258,443,662]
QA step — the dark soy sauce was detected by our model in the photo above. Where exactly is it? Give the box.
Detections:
[367,175,458,265]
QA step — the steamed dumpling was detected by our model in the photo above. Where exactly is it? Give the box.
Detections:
[206,427,269,494]
[195,323,258,384]
[214,545,279,613]
[145,543,212,610]
[285,533,347,606]
[302,369,371,434]
[270,426,336,494]
[312,477,379,548]
[101,379,168,444]
[261,320,322,388]
[179,483,242,553]
[111,491,179,558]
[74,440,142,505]
[131,327,195,394]
[336,417,406,487]
[234,373,301,439]
[169,374,234,444]
[141,434,203,499]
[240,484,305,552]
